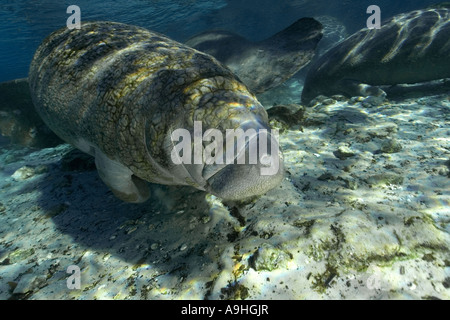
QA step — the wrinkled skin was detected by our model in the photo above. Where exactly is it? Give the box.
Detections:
[29,21,284,203]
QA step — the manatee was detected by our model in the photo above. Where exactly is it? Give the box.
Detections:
[301,8,450,104]
[29,21,284,203]
[185,17,323,93]
[0,78,62,148]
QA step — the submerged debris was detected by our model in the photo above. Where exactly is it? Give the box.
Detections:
[380,139,403,154]
[267,104,305,127]
[250,243,292,272]
[333,146,356,160]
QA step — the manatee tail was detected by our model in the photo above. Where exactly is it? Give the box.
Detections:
[244,17,323,93]
[262,17,323,54]
[185,17,323,93]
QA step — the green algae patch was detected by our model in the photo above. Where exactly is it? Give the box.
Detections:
[1,248,35,265]
[301,207,450,293]
[380,139,403,154]
[220,282,250,300]
[311,263,339,294]
[365,173,404,186]
[250,243,292,272]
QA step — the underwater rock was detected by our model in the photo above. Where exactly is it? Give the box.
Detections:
[365,173,404,187]
[0,78,62,148]
[11,165,47,181]
[34,165,48,175]
[361,95,386,107]
[266,104,305,127]
[12,166,36,181]
[380,139,403,154]
[306,95,336,107]
[438,160,450,177]
[366,123,398,139]
[302,8,450,104]
[330,95,348,102]
[343,178,358,190]
[333,146,356,160]
[250,243,292,271]
[45,203,69,219]
[1,248,35,265]
[13,274,46,295]
[317,172,336,181]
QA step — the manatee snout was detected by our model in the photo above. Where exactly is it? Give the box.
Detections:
[169,117,284,201]
[206,152,284,201]
[202,124,284,201]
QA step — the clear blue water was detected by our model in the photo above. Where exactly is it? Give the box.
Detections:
[0,0,449,301]
[0,0,228,82]
[0,0,439,83]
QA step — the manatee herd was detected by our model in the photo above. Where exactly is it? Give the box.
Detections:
[2,7,449,202]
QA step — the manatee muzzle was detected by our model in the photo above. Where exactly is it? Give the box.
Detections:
[203,127,284,201]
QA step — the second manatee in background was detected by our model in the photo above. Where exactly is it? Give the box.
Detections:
[302,8,450,104]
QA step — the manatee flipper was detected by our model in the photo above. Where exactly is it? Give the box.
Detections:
[186,18,323,93]
[94,149,150,203]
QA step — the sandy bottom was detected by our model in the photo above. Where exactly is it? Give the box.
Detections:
[0,90,449,299]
